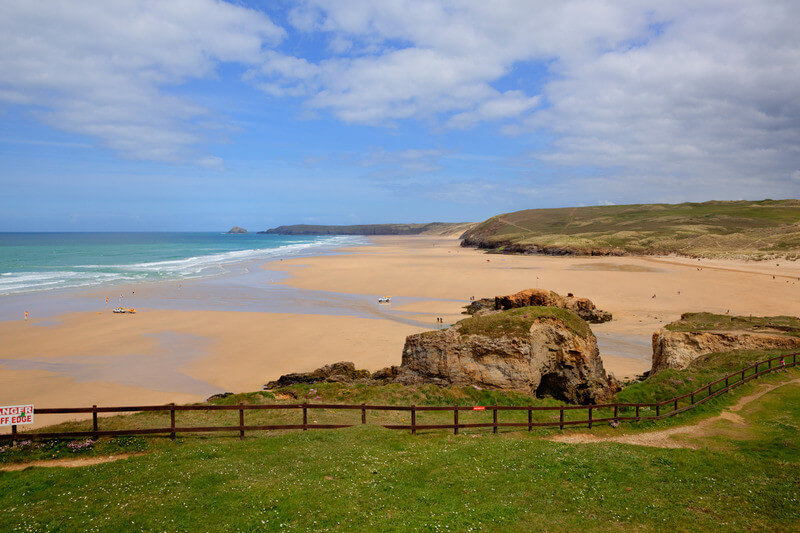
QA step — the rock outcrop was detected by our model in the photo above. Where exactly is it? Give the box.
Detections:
[465,288,612,324]
[264,362,400,389]
[564,295,612,324]
[397,310,616,404]
[652,329,800,373]
[227,226,248,234]
[463,298,495,316]
[495,289,565,310]
[265,362,371,389]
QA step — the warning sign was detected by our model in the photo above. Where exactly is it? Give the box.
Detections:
[473,406,486,411]
[0,405,34,426]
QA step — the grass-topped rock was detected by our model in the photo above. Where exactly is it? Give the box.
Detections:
[652,312,800,373]
[398,306,616,404]
[464,288,612,324]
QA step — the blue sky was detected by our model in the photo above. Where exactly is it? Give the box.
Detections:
[1,1,799,231]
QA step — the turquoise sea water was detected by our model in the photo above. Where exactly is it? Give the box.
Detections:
[0,232,361,296]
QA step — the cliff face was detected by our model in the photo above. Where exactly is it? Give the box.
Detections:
[651,329,800,373]
[397,314,616,404]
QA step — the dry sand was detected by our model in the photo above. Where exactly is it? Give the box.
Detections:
[3,235,799,431]
[267,236,800,375]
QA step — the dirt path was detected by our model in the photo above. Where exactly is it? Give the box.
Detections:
[550,377,800,449]
[0,453,140,471]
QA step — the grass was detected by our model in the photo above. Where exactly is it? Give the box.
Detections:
[1,352,799,531]
[462,199,800,259]
[1,405,798,531]
[455,306,593,339]
[664,312,800,336]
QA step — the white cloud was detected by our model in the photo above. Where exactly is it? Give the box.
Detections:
[257,0,800,200]
[259,1,653,127]
[0,0,282,161]
[520,1,800,196]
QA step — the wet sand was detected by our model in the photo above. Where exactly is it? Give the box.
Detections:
[3,235,800,430]
[0,310,424,428]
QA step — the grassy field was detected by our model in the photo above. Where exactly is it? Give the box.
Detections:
[461,199,800,259]
[1,349,799,531]
[664,312,800,336]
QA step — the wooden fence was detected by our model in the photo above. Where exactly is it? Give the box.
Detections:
[2,352,797,442]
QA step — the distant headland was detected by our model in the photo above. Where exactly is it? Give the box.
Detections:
[258,222,475,237]
[461,199,800,260]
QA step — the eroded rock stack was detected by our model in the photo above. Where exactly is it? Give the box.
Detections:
[397,309,616,404]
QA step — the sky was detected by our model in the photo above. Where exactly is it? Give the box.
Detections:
[1,0,799,231]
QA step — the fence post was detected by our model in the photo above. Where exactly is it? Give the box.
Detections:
[690,393,694,405]
[239,403,245,440]
[411,405,416,435]
[674,399,678,412]
[11,424,17,447]
[707,385,712,397]
[454,405,459,435]
[725,377,729,388]
[361,403,366,425]
[768,359,772,370]
[588,407,593,429]
[559,406,564,430]
[170,404,176,441]
[635,405,640,421]
[656,403,660,418]
[492,406,498,434]
[742,369,746,382]
[302,403,308,430]
[92,405,98,439]
[528,406,532,432]
[613,404,618,423]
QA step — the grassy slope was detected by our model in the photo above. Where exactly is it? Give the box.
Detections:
[1,351,799,531]
[461,199,800,259]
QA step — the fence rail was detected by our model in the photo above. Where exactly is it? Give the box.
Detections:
[2,353,797,442]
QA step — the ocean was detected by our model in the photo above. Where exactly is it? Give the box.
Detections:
[0,232,362,296]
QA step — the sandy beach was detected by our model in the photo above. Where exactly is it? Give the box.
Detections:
[3,235,800,428]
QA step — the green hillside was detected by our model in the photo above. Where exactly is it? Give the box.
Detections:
[461,199,800,259]
[1,354,798,531]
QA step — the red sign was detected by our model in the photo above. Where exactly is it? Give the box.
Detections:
[473,406,486,411]
[0,405,34,426]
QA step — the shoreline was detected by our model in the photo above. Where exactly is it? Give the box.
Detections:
[3,235,800,429]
